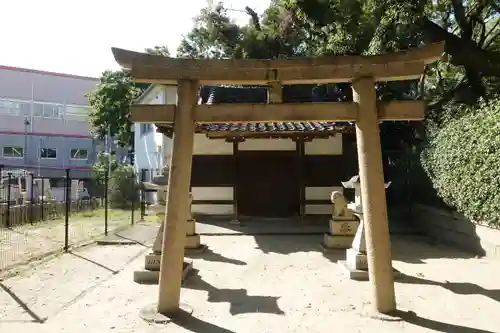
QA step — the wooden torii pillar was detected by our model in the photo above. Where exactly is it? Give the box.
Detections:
[112,42,444,318]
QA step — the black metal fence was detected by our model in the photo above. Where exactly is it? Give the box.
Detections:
[0,165,142,273]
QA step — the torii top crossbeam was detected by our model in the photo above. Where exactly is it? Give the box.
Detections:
[112,43,444,85]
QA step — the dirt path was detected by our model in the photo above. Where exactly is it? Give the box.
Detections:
[1,234,499,333]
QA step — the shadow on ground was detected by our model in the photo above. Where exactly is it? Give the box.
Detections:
[97,222,159,247]
[397,274,500,304]
[389,310,496,333]
[0,283,46,324]
[104,218,477,265]
[185,248,247,266]
[390,236,476,263]
[171,309,236,333]
[183,269,285,316]
[196,216,326,236]
[196,217,476,262]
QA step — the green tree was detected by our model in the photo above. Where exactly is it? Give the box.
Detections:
[91,152,123,194]
[177,1,306,59]
[87,70,140,147]
[87,46,170,148]
[145,45,171,56]
[283,0,500,107]
[91,152,139,208]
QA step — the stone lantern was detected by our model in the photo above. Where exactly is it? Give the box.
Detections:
[133,166,200,284]
[338,175,400,280]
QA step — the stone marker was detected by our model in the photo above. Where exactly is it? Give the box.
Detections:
[338,176,401,280]
[133,166,194,284]
[320,190,359,250]
[184,192,208,254]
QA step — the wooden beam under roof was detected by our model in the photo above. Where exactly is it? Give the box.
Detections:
[130,100,425,124]
[111,43,445,85]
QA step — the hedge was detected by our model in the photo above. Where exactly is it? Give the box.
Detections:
[421,99,500,226]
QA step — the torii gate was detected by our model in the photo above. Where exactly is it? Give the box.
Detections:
[112,42,444,318]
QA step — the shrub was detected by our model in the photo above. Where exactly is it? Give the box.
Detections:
[91,152,139,209]
[421,98,500,226]
[108,165,140,209]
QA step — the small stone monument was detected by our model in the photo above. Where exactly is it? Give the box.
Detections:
[133,166,194,284]
[184,192,208,254]
[320,190,359,250]
[338,176,401,280]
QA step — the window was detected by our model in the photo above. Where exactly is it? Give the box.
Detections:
[40,148,57,159]
[140,123,153,135]
[43,104,61,118]
[33,103,43,117]
[33,103,62,118]
[65,105,89,120]
[2,147,24,158]
[0,99,31,116]
[70,148,88,160]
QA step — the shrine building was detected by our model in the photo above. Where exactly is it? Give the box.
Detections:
[136,84,363,220]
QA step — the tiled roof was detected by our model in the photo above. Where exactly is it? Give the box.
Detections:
[155,85,354,135]
[195,86,352,134]
[198,121,343,133]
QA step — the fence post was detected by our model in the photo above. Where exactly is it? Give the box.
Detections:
[407,146,413,222]
[131,172,135,225]
[29,173,34,225]
[104,169,109,236]
[6,172,12,228]
[140,169,146,221]
[64,169,70,252]
[0,165,3,228]
[41,178,45,221]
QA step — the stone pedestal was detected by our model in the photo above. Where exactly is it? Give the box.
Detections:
[320,191,359,250]
[133,168,194,285]
[338,216,401,281]
[321,219,359,250]
[185,219,207,254]
[184,193,207,255]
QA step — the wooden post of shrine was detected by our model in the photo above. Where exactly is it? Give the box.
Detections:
[352,77,396,313]
[157,80,198,315]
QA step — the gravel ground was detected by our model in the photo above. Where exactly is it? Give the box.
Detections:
[1,234,499,333]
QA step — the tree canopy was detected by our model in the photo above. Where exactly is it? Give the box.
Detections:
[87,46,171,147]
[177,0,500,108]
[87,70,140,147]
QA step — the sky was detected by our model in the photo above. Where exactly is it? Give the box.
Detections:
[0,0,270,78]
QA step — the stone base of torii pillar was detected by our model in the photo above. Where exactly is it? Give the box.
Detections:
[338,203,402,281]
[133,169,206,284]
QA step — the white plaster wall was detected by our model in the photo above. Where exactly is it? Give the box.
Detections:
[238,138,296,151]
[305,186,343,215]
[191,187,233,201]
[193,134,233,155]
[305,204,331,215]
[305,186,344,200]
[305,134,343,155]
[162,86,176,164]
[134,85,165,171]
[192,204,234,215]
